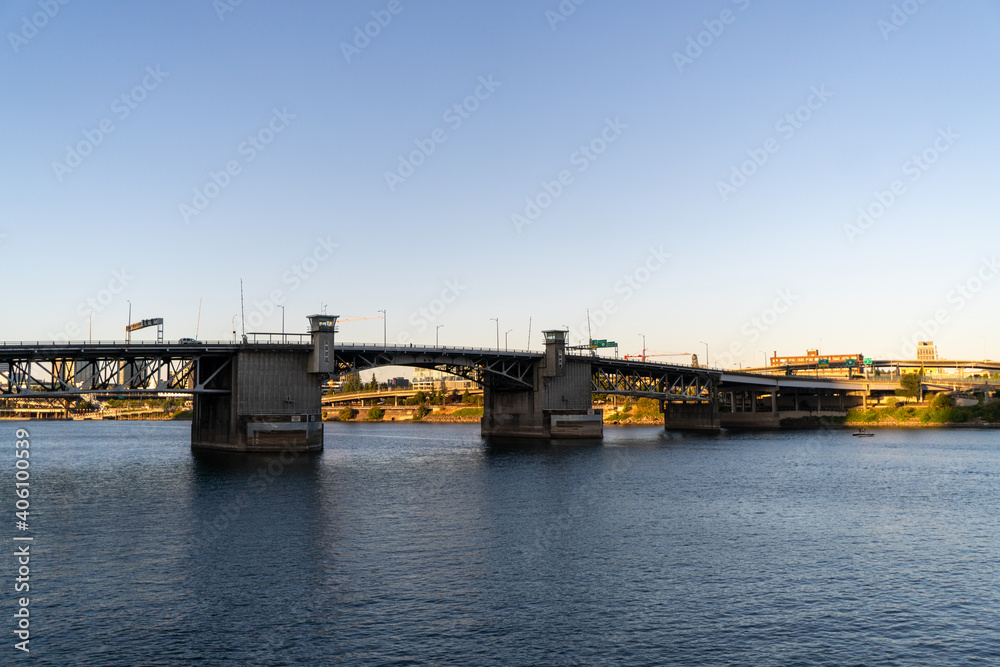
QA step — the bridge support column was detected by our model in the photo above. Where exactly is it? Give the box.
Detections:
[192,316,338,454]
[481,330,602,440]
[192,349,323,453]
[663,401,720,432]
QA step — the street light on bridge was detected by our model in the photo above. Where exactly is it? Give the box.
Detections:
[490,318,499,349]
[378,309,386,347]
[699,341,709,369]
[436,324,444,347]
[639,333,646,362]
[505,329,512,351]
[278,305,285,344]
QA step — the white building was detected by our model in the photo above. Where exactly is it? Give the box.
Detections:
[411,368,475,392]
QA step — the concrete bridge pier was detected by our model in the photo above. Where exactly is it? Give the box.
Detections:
[482,330,602,439]
[191,315,336,453]
[662,400,721,432]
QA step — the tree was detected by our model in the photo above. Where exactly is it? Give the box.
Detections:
[342,372,362,393]
[338,407,358,421]
[367,406,385,420]
[930,393,952,410]
[896,373,920,399]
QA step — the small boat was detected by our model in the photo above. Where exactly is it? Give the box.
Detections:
[852,428,874,437]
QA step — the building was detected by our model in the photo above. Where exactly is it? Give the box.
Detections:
[916,341,937,362]
[386,377,410,389]
[411,368,475,392]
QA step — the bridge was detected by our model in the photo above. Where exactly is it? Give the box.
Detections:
[2,315,954,452]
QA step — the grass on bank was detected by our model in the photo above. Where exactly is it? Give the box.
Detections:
[847,395,1000,425]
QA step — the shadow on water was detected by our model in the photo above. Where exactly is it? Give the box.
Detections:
[191,447,323,476]
[482,435,605,456]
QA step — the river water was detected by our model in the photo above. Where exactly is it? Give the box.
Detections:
[3,420,1000,665]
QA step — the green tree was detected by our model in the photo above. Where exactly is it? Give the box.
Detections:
[930,393,952,410]
[367,373,379,391]
[342,372,362,393]
[338,407,358,421]
[896,372,920,399]
[367,406,385,420]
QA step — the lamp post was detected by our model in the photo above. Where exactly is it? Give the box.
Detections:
[126,300,132,343]
[505,329,512,351]
[436,324,444,347]
[700,341,709,368]
[639,334,646,362]
[378,309,386,347]
[759,350,767,368]
[278,305,285,343]
[232,314,237,343]
[491,318,499,349]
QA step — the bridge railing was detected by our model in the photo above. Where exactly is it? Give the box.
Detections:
[0,340,239,347]
[246,332,311,344]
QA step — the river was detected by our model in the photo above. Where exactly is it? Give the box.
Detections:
[3,421,999,664]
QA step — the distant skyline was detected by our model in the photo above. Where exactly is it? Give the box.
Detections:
[3,1,999,367]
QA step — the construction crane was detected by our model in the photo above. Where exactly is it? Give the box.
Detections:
[623,352,691,362]
[338,316,383,323]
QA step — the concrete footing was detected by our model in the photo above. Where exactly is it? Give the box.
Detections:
[190,344,325,454]
[663,402,721,432]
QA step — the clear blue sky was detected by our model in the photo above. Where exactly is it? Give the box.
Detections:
[3,0,999,366]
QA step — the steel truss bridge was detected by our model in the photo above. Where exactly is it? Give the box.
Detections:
[0,342,242,399]
[1,339,896,404]
[1,340,724,403]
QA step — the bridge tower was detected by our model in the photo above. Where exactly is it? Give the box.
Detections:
[482,329,602,439]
